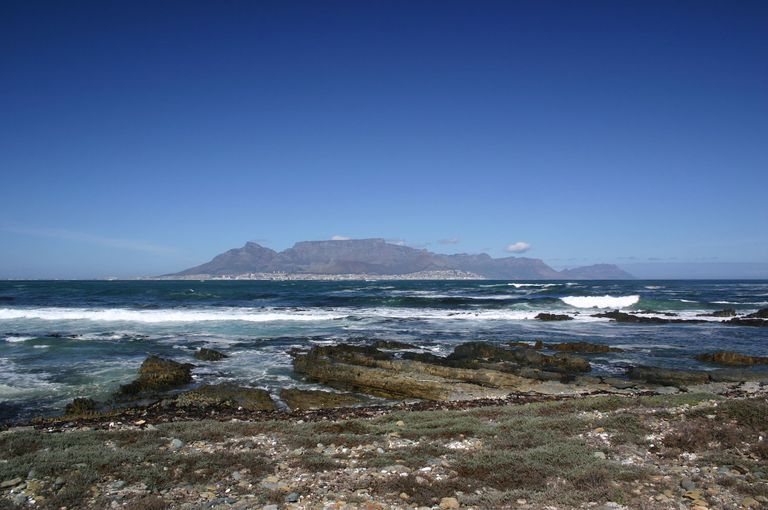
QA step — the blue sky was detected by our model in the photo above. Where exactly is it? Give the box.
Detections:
[1,1,766,278]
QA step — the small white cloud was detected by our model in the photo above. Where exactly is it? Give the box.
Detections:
[331,235,351,241]
[505,241,531,253]
[437,237,460,245]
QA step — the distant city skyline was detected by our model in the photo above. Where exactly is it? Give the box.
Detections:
[1,1,766,278]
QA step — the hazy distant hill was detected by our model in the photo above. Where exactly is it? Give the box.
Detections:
[173,238,633,279]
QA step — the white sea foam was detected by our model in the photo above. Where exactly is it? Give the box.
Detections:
[509,283,561,288]
[0,307,346,324]
[3,336,35,343]
[560,295,640,309]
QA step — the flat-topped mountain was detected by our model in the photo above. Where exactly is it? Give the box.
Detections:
[173,238,632,279]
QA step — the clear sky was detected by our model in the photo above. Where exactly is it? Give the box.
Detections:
[1,1,766,278]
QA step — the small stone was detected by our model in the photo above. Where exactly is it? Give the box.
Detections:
[232,471,242,481]
[169,438,184,450]
[13,494,26,505]
[285,492,300,503]
[692,500,708,507]
[594,427,605,433]
[681,478,696,491]
[395,420,405,427]
[516,500,527,505]
[440,497,460,509]
[592,451,607,460]
[262,506,279,510]
[1,477,24,489]
[399,492,409,500]
[684,490,702,500]
[742,497,759,508]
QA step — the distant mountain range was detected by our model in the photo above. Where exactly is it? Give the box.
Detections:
[172,239,633,280]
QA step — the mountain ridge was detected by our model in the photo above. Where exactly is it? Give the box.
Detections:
[172,238,633,279]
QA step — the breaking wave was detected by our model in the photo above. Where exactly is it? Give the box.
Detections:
[0,307,345,323]
[560,295,640,309]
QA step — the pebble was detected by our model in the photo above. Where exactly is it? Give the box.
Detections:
[684,490,702,500]
[169,438,184,450]
[285,492,300,503]
[592,451,607,460]
[395,420,405,427]
[1,478,24,489]
[680,478,696,491]
[440,496,460,509]
[262,506,279,510]
[742,497,759,508]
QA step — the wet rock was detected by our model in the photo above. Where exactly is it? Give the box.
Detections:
[626,366,710,386]
[545,341,623,353]
[64,397,97,416]
[371,340,418,350]
[697,308,737,318]
[448,342,591,373]
[117,356,194,397]
[695,351,768,366]
[709,369,768,382]
[175,383,275,410]
[279,388,369,410]
[292,342,599,401]
[534,313,573,321]
[746,308,768,319]
[194,348,228,361]
[295,348,506,400]
[725,318,768,327]
[593,311,705,324]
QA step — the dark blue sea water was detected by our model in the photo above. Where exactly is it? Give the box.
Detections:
[1,280,767,422]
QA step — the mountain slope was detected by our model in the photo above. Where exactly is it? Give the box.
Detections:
[172,238,633,279]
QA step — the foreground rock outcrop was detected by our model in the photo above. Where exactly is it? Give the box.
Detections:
[292,342,622,401]
[175,383,275,410]
[695,351,768,366]
[194,348,228,361]
[117,356,194,397]
[279,388,369,410]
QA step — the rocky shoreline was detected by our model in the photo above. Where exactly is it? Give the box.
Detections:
[3,338,768,509]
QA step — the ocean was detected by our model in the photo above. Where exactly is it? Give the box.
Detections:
[1,279,767,423]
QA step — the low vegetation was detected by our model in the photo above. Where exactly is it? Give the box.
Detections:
[1,393,766,509]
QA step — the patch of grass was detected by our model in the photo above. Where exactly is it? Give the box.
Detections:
[599,412,649,444]
[716,398,768,430]
[290,453,339,472]
[663,417,756,452]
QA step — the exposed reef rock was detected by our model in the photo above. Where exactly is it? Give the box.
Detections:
[725,318,768,327]
[697,309,737,318]
[117,356,194,397]
[695,351,768,366]
[746,307,768,319]
[534,313,573,321]
[447,342,591,373]
[279,388,369,410]
[175,383,275,410]
[593,310,706,324]
[64,397,97,416]
[194,348,228,361]
[626,366,711,386]
[371,340,419,350]
[546,341,624,353]
[292,342,599,401]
